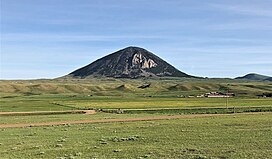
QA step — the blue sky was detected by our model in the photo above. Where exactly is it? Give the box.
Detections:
[1,0,272,79]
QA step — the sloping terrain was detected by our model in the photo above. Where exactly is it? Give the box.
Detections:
[235,73,271,81]
[0,79,271,97]
[67,46,194,78]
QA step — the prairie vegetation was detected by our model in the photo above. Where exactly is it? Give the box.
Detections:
[0,78,271,158]
[0,113,271,158]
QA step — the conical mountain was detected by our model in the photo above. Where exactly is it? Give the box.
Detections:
[68,46,194,78]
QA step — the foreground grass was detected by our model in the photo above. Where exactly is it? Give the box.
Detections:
[0,113,271,158]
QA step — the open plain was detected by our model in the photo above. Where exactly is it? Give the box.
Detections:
[0,78,271,158]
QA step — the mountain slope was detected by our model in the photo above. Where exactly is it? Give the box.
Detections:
[235,73,271,81]
[68,46,194,78]
[265,77,272,81]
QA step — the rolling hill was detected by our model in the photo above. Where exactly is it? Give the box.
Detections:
[235,73,271,81]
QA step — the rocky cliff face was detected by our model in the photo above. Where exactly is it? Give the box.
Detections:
[68,46,194,78]
[132,53,157,69]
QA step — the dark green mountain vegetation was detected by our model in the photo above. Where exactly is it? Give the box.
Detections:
[235,73,271,81]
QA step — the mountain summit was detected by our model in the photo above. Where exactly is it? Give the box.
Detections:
[235,73,271,81]
[68,46,194,78]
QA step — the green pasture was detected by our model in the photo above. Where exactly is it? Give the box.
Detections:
[59,97,272,109]
[1,78,271,112]
[0,79,271,158]
[1,93,271,112]
[0,113,271,159]
[0,113,163,125]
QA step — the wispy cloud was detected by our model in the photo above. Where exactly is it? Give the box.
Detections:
[210,3,272,17]
[2,33,161,42]
[206,20,272,30]
[171,46,272,54]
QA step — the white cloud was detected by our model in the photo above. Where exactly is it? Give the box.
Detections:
[2,33,161,42]
[205,18,272,30]
[210,3,272,17]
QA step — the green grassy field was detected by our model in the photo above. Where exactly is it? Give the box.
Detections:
[58,97,272,109]
[1,78,271,112]
[0,78,271,158]
[0,113,165,124]
[1,94,271,112]
[0,113,271,159]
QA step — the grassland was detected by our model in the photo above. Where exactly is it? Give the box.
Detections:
[1,93,271,112]
[1,78,271,111]
[57,97,272,109]
[1,78,272,97]
[0,78,271,158]
[0,113,167,125]
[0,113,271,159]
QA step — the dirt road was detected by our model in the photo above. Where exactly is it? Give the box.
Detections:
[0,112,269,128]
[0,110,96,116]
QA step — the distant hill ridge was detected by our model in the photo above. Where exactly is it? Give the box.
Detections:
[235,73,272,81]
[266,77,272,81]
[67,46,195,79]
